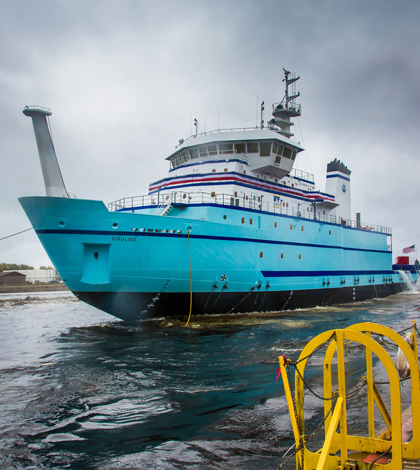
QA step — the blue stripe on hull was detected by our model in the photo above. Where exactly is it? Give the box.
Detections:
[35,229,390,255]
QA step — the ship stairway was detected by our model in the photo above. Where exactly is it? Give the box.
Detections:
[154,203,173,216]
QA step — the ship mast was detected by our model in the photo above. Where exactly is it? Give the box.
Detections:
[270,68,301,138]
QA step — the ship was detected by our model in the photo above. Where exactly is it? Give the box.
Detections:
[19,69,416,322]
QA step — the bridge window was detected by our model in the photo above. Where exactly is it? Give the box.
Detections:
[275,156,281,165]
[247,142,258,153]
[235,142,246,154]
[199,146,208,156]
[190,148,199,159]
[219,143,233,154]
[260,142,271,157]
[283,147,292,159]
[208,144,217,156]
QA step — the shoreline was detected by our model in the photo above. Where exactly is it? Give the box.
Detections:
[0,284,69,294]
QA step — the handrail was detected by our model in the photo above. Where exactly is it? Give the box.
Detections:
[175,126,283,148]
[278,321,420,470]
[107,191,392,235]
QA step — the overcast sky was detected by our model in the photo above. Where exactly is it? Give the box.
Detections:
[1,0,420,268]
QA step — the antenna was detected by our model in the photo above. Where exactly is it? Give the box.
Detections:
[260,101,265,129]
[194,118,198,136]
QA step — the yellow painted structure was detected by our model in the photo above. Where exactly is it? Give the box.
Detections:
[278,321,420,470]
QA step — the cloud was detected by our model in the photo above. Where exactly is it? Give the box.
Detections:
[1,0,420,267]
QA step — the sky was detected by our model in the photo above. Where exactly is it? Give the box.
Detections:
[1,0,420,267]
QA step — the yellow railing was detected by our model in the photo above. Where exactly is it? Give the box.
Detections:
[278,321,420,470]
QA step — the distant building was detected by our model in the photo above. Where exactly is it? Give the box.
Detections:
[3,269,60,283]
[0,271,26,285]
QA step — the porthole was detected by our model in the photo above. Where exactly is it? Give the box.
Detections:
[290,224,293,230]
[299,254,301,260]
[250,219,253,225]
[274,222,277,228]
[223,215,227,220]
[112,222,119,229]
[301,226,304,231]
[58,221,66,228]
[260,252,263,258]
[329,230,331,235]
[183,193,187,199]
[281,253,284,259]
[241,217,245,224]
[211,192,216,197]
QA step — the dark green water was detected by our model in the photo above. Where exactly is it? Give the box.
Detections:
[0,290,419,469]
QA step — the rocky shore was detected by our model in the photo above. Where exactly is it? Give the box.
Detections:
[0,283,69,294]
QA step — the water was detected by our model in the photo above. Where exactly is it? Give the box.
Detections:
[1,290,419,469]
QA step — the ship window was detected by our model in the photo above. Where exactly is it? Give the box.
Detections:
[260,252,263,258]
[290,224,293,230]
[211,192,215,197]
[219,143,233,154]
[235,142,246,154]
[301,226,304,231]
[250,219,253,225]
[299,254,301,260]
[243,170,246,174]
[275,156,281,165]
[292,150,297,161]
[274,222,277,228]
[272,142,278,154]
[199,146,208,156]
[286,203,288,207]
[247,142,258,153]
[260,142,271,157]
[281,253,284,259]
[283,147,292,159]
[212,169,216,173]
[307,207,309,211]
[276,145,284,156]
[190,148,199,159]
[329,230,331,235]
[223,215,227,220]
[208,144,217,155]
[241,217,245,223]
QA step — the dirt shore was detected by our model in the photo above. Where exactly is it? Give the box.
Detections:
[0,283,69,294]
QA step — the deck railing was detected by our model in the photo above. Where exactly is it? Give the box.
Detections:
[108,191,392,236]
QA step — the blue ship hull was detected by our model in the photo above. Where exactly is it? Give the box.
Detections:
[19,196,412,322]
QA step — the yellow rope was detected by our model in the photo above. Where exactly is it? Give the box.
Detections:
[185,229,193,326]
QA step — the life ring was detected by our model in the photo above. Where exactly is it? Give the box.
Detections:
[396,332,415,379]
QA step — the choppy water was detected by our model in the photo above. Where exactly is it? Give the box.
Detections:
[1,290,419,469]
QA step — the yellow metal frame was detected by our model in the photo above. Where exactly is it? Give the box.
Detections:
[278,321,420,470]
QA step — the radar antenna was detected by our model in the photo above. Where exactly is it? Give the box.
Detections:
[269,69,301,138]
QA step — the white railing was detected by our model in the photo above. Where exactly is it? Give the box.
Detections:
[108,191,391,235]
